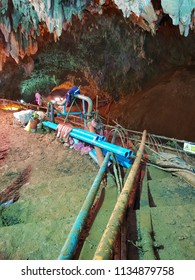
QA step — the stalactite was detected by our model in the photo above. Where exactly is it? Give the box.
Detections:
[113,0,157,31]
[161,0,195,36]
[0,17,11,42]
[10,31,19,63]
[0,0,195,71]
[113,0,195,36]
[0,0,89,70]
[54,1,64,37]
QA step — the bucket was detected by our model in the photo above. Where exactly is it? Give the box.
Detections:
[30,119,39,131]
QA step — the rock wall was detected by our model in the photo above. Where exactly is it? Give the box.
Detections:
[0,2,195,103]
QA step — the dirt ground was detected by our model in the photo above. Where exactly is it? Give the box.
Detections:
[0,109,99,259]
[0,110,195,260]
[0,63,195,260]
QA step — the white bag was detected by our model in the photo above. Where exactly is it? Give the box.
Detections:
[13,110,34,125]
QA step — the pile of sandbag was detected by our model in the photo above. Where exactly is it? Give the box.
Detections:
[13,110,46,127]
[13,110,34,126]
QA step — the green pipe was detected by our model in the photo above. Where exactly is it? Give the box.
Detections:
[57,151,111,260]
[93,130,147,260]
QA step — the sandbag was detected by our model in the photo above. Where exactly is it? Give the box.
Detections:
[13,110,34,125]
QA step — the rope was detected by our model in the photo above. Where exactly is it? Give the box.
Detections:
[63,97,77,123]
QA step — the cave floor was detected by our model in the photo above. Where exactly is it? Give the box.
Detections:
[137,166,195,260]
[0,109,195,260]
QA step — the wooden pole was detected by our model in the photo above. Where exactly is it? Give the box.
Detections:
[93,130,147,260]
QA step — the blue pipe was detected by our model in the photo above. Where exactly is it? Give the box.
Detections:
[74,128,106,141]
[62,103,66,114]
[42,121,102,142]
[43,121,58,130]
[91,148,132,168]
[72,131,103,142]
[70,130,132,158]
[71,128,106,141]
[57,112,83,116]
[109,154,132,168]
[101,148,133,164]
[57,111,96,118]
[70,131,100,143]
[98,141,133,158]
[57,151,111,260]
[42,121,133,159]
[82,100,87,126]
[88,150,99,164]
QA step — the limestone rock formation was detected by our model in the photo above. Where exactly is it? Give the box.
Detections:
[0,0,195,70]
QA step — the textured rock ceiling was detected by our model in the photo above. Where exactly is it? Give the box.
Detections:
[0,0,195,70]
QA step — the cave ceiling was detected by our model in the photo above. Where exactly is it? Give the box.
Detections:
[0,0,195,70]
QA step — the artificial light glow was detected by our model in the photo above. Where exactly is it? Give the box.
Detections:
[0,105,20,111]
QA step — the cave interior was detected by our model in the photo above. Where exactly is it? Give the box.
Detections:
[0,0,195,140]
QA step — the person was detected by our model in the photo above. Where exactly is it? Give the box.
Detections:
[65,86,80,106]
[35,92,42,105]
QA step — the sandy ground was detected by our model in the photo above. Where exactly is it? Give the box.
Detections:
[0,109,99,259]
